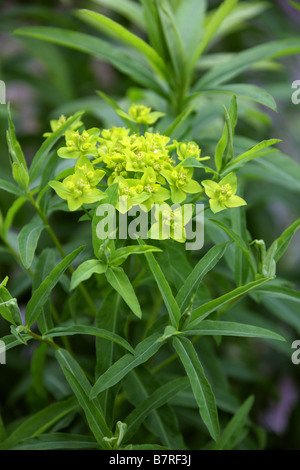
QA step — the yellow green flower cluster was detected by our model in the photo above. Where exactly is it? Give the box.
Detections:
[47,106,246,215]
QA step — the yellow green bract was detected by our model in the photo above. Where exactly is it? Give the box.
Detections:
[48,110,246,217]
[201,173,247,213]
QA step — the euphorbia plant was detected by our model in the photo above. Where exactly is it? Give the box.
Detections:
[0,95,297,451]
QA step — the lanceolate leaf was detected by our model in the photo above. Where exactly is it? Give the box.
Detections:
[0,179,24,197]
[70,260,107,290]
[123,377,189,443]
[173,336,219,441]
[176,242,229,312]
[18,215,45,269]
[14,28,165,95]
[271,218,300,262]
[77,9,168,79]
[25,246,84,327]
[138,239,181,328]
[198,84,277,111]
[188,278,273,329]
[210,219,255,275]
[43,325,134,353]
[195,38,300,90]
[90,333,164,399]
[183,320,285,342]
[214,396,254,450]
[190,0,239,69]
[14,433,101,450]
[0,397,78,450]
[105,266,142,319]
[55,349,112,448]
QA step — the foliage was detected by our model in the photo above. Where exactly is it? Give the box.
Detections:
[0,0,300,451]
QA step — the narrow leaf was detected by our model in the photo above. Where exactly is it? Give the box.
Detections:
[25,246,84,327]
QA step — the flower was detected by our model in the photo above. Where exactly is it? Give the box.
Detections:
[43,115,82,138]
[149,203,193,242]
[161,165,201,204]
[49,169,105,211]
[128,104,165,125]
[201,172,247,213]
[75,156,106,187]
[58,128,99,159]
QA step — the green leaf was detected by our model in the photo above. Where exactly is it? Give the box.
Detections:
[29,112,83,182]
[105,266,142,319]
[70,259,107,290]
[195,38,300,89]
[77,9,167,79]
[0,284,23,326]
[245,151,300,192]
[25,246,84,327]
[176,242,229,312]
[0,334,32,351]
[123,377,189,443]
[14,433,101,450]
[253,285,300,304]
[6,103,28,170]
[271,218,300,262]
[0,397,78,450]
[12,162,29,190]
[198,83,277,111]
[188,278,273,329]
[223,139,281,174]
[174,0,206,65]
[0,178,25,197]
[15,27,165,96]
[123,368,185,449]
[2,196,27,238]
[190,0,239,68]
[43,325,134,353]
[231,206,250,286]
[140,0,166,58]
[210,219,255,275]
[90,333,164,399]
[18,215,45,269]
[55,348,112,448]
[214,396,254,450]
[109,245,162,266]
[157,0,184,84]
[93,0,145,27]
[138,239,181,328]
[183,320,285,342]
[173,336,219,441]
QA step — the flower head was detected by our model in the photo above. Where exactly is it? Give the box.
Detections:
[58,128,99,159]
[149,203,193,243]
[201,172,246,213]
[49,169,105,211]
[43,115,82,138]
[161,165,201,204]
